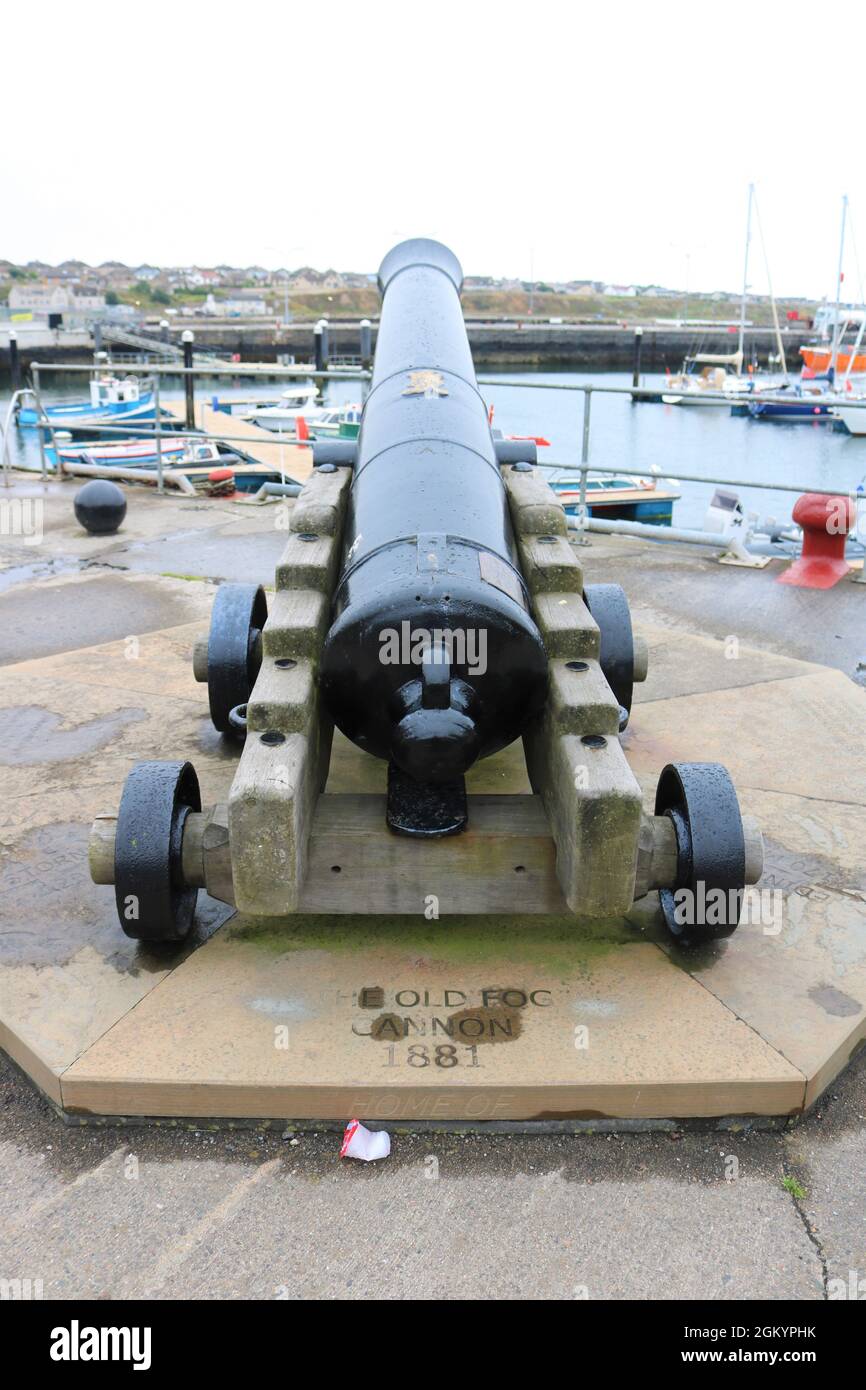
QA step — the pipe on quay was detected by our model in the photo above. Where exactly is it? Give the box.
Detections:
[568,515,738,546]
[58,460,197,493]
[250,481,303,501]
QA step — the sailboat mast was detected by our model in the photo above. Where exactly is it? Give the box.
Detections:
[831,194,848,376]
[752,188,787,379]
[737,183,753,364]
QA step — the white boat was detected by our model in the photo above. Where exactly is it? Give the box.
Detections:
[308,404,362,439]
[242,383,325,433]
[662,354,753,406]
[831,400,866,435]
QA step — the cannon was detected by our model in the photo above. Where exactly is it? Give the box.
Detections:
[90,238,763,944]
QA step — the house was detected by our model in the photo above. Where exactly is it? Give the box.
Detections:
[288,267,346,292]
[603,284,638,298]
[8,282,67,313]
[8,281,105,314]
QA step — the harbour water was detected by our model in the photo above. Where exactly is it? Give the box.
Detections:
[4,369,865,534]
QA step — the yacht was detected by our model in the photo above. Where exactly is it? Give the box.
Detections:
[242,383,325,433]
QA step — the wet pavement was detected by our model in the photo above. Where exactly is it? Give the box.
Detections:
[0,476,864,1300]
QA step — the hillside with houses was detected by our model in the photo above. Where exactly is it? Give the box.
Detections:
[0,256,815,327]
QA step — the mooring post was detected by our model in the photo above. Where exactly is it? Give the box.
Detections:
[160,319,170,344]
[320,318,330,370]
[182,330,195,429]
[31,363,48,480]
[8,330,20,392]
[313,318,330,394]
[359,318,372,370]
[632,326,644,391]
[313,319,324,376]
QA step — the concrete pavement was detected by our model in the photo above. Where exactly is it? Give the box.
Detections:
[2,1045,863,1299]
[1,479,863,1301]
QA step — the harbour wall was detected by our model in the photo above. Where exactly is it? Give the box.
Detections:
[1,321,812,378]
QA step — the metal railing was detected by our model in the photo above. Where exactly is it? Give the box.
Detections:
[12,361,866,510]
[17,360,372,490]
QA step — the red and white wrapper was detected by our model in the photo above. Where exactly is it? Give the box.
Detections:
[340,1119,391,1162]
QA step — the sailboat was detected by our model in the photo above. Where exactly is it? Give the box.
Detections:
[664,185,784,407]
[750,195,859,423]
[830,304,866,434]
[661,351,751,406]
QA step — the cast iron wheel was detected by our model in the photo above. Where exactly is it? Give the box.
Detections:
[114,760,201,942]
[655,762,746,946]
[583,582,635,729]
[206,583,267,734]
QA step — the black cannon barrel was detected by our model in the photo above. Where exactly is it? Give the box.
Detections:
[319,238,548,786]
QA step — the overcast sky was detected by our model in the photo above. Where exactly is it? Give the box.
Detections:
[5,2,864,300]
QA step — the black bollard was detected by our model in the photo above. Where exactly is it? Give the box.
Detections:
[9,330,20,392]
[74,480,127,535]
[313,320,324,374]
[182,330,195,429]
[359,318,372,370]
[313,318,330,377]
[632,327,644,390]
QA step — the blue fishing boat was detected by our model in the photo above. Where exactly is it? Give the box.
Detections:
[18,374,160,431]
[548,473,680,525]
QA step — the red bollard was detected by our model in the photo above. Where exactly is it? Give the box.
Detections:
[777,493,855,590]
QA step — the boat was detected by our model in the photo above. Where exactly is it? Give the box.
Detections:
[241,383,327,433]
[800,309,866,377]
[46,437,197,470]
[50,435,297,497]
[799,199,866,378]
[744,381,835,420]
[800,337,866,377]
[662,187,786,407]
[662,353,753,406]
[175,461,297,495]
[546,472,681,525]
[45,436,233,471]
[210,396,282,416]
[830,399,866,435]
[17,374,159,430]
[307,404,362,439]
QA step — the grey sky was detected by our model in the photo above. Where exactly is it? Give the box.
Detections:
[5,1,863,300]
